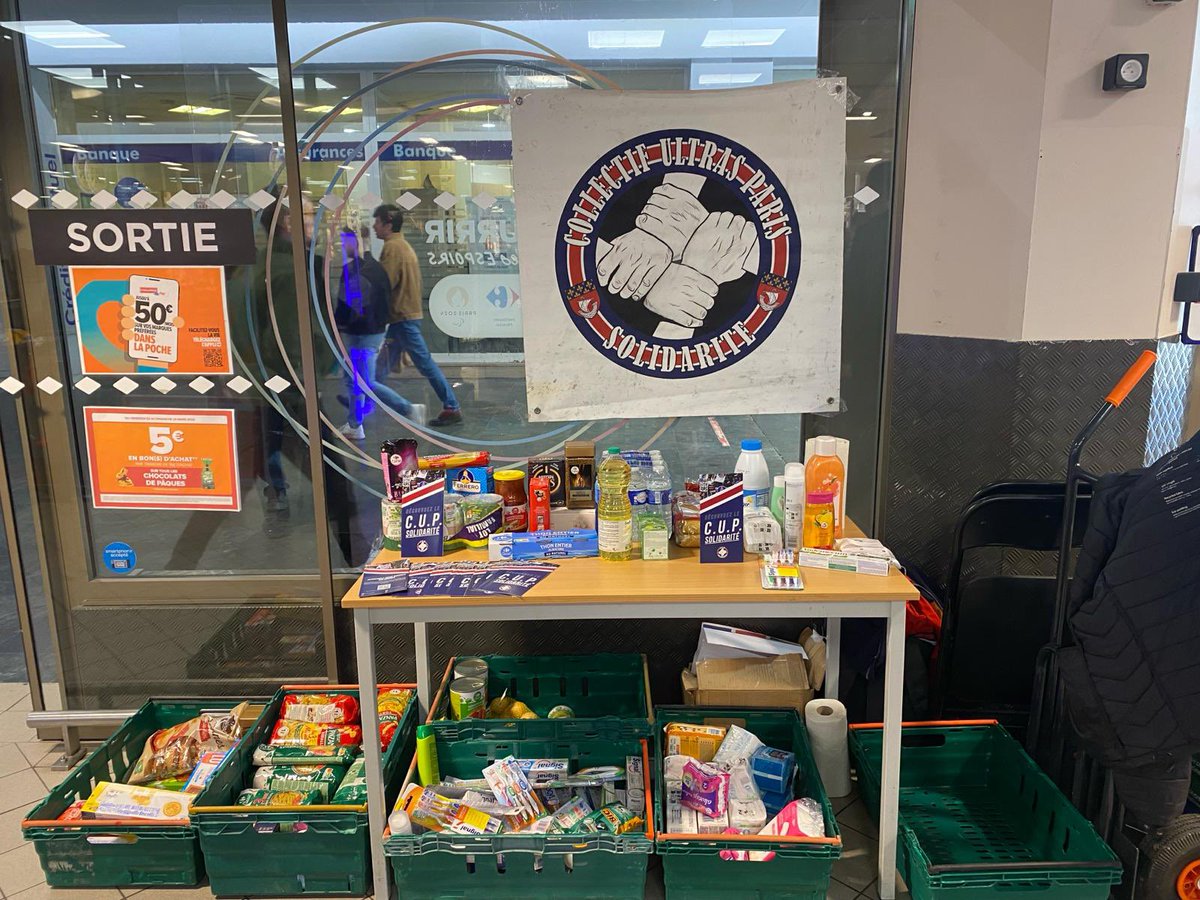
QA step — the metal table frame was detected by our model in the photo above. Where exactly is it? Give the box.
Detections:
[352,597,906,899]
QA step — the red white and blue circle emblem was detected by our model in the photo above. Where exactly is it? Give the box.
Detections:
[555,128,801,378]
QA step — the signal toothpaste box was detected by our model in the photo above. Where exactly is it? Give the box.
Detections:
[700,473,743,563]
[401,472,445,557]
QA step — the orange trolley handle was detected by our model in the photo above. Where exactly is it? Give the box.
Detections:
[1105,349,1156,407]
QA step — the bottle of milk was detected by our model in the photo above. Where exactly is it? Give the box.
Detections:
[735,439,771,509]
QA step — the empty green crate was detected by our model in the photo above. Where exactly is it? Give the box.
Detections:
[432,653,652,731]
[22,698,256,888]
[386,717,655,899]
[849,721,1122,900]
[654,706,841,900]
[191,684,417,897]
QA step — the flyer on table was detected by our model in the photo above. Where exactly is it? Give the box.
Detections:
[70,265,233,375]
[83,407,240,511]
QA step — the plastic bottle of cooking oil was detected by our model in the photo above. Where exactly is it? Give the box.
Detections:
[597,447,632,561]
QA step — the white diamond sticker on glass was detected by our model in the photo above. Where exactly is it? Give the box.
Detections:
[10,189,38,209]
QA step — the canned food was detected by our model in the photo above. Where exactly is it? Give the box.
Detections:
[449,676,486,720]
[454,657,489,681]
[381,500,403,550]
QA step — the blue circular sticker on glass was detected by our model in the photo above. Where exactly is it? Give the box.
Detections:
[114,176,146,208]
[102,541,136,574]
[555,128,801,379]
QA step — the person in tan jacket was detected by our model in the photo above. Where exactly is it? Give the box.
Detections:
[373,204,462,426]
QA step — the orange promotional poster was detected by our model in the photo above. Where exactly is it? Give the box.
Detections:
[69,266,233,375]
[83,407,240,512]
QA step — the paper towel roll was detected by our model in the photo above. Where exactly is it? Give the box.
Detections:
[805,698,852,798]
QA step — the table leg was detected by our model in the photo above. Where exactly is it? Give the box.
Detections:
[824,617,841,701]
[354,608,390,900]
[414,620,431,716]
[877,602,906,899]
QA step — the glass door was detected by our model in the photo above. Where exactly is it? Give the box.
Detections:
[0,0,334,708]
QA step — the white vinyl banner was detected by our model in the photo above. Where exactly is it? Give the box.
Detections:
[511,80,846,421]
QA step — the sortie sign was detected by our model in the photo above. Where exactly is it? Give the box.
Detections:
[29,209,257,267]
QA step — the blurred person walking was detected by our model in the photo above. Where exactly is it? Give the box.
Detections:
[334,228,414,440]
[372,203,463,426]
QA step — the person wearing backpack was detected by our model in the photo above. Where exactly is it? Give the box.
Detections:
[335,228,413,440]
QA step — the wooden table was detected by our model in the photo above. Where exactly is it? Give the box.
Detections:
[344,541,917,899]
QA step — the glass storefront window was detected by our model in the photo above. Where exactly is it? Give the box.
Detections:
[0,0,904,701]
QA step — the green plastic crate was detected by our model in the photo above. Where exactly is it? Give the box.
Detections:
[21,698,256,888]
[386,717,655,899]
[432,653,652,732]
[653,706,841,900]
[192,684,418,897]
[849,721,1123,900]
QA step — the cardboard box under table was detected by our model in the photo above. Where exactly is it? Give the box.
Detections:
[21,698,258,888]
[190,683,417,897]
[385,717,656,899]
[683,654,816,712]
[654,706,841,900]
[432,652,652,728]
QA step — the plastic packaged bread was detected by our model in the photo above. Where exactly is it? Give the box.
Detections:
[126,702,248,785]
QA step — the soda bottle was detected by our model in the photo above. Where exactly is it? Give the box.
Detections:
[597,447,632,561]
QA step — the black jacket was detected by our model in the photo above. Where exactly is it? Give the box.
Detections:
[335,256,392,335]
[1059,430,1200,823]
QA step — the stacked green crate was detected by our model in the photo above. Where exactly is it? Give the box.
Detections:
[653,706,841,900]
[386,717,654,899]
[22,699,257,888]
[850,721,1122,900]
[432,653,652,727]
[191,684,417,897]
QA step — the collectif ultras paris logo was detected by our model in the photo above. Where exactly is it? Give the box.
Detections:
[555,128,801,379]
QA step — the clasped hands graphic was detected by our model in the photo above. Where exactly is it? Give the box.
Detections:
[596,182,757,331]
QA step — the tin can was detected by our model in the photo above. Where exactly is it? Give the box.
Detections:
[449,677,486,720]
[454,657,489,681]
[381,500,403,550]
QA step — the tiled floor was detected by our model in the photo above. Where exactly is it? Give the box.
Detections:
[0,681,907,899]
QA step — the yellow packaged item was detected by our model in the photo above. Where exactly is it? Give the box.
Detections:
[664,722,728,763]
[81,781,193,822]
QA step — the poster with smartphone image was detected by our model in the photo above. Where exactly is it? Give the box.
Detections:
[69,266,233,374]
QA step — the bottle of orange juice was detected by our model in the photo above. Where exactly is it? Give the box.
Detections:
[804,436,845,539]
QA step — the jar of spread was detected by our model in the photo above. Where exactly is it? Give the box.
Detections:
[493,470,528,532]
